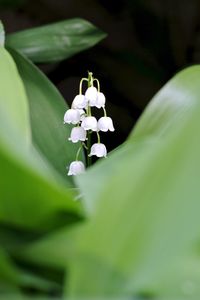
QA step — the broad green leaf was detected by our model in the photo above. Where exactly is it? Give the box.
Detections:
[8,48,83,181]
[66,66,200,299]
[129,68,196,139]
[0,247,58,293]
[0,137,81,230]
[0,224,42,253]
[15,225,80,270]
[6,18,107,63]
[153,253,200,298]
[0,47,81,231]
[0,46,30,151]
[0,247,21,286]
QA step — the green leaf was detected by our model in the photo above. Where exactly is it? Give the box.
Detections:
[129,69,196,140]
[153,253,200,298]
[6,18,107,63]
[8,48,83,181]
[0,246,58,293]
[15,225,80,270]
[0,45,30,149]
[0,47,81,231]
[0,247,21,286]
[0,135,81,231]
[66,66,200,299]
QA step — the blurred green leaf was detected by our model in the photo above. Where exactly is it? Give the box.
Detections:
[153,253,200,298]
[0,224,42,253]
[0,45,30,150]
[8,48,83,180]
[16,225,80,270]
[0,142,82,231]
[0,247,21,286]
[0,133,81,231]
[6,18,107,63]
[0,246,58,293]
[0,47,81,231]
[66,66,200,298]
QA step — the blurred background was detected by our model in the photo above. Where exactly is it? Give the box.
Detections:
[1,0,200,150]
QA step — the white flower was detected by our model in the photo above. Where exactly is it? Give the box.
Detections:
[85,86,98,106]
[68,127,87,143]
[96,92,106,108]
[98,116,115,132]
[89,143,107,157]
[72,95,87,109]
[67,161,85,176]
[81,116,98,131]
[77,109,86,121]
[64,109,80,125]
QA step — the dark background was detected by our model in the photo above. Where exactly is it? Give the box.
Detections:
[1,0,200,150]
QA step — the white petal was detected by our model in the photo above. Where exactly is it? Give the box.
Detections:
[64,109,80,125]
[81,116,98,131]
[98,116,115,132]
[89,143,107,157]
[72,95,87,109]
[108,118,115,131]
[77,109,86,121]
[67,161,85,176]
[68,127,87,143]
[85,86,98,107]
[96,92,106,108]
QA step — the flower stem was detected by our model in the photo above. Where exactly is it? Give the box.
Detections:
[94,78,100,92]
[88,105,92,116]
[75,144,83,161]
[88,71,93,87]
[79,78,88,95]
[87,131,92,166]
[103,107,107,117]
[97,131,101,143]
[82,142,88,150]
[86,72,94,167]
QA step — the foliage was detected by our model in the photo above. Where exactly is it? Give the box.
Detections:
[6,19,107,63]
[0,17,200,300]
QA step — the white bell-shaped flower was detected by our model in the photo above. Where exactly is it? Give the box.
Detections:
[89,143,107,157]
[85,86,98,106]
[77,109,86,121]
[72,94,87,109]
[64,109,80,125]
[68,127,87,143]
[96,92,106,108]
[98,116,115,132]
[68,161,85,176]
[81,116,97,131]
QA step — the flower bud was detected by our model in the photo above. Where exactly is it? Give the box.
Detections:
[67,161,85,176]
[98,116,115,132]
[72,95,87,109]
[85,86,98,106]
[64,109,80,125]
[68,127,87,143]
[81,116,98,131]
[89,143,107,157]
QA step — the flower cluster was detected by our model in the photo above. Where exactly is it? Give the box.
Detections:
[64,72,114,176]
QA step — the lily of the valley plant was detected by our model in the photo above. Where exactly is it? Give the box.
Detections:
[64,72,115,176]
